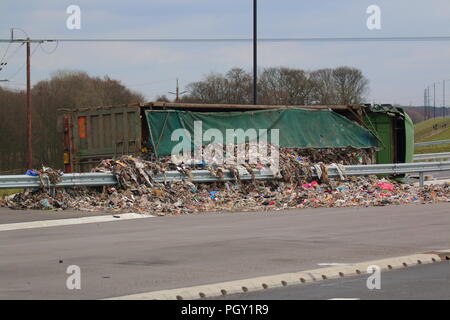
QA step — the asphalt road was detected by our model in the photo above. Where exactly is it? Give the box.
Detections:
[430,170,450,179]
[0,208,110,224]
[410,170,450,180]
[219,261,450,300]
[0,203,449,299]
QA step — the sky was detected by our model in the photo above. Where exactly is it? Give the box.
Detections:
[1,0,450,106]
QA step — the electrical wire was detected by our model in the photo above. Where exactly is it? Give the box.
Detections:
[10,27,29,39]
[0,42,11,66]
[6,44,39,81]
[2,35,450,43]
[0,43,24,73]
[38,40,59,54]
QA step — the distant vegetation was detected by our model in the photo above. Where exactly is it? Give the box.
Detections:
[4,66,443,173]
[403,106,449,124]
[0,66,370,173]
[414,117,450,154]
[414,118,450,142]
[0,71,144,174]
[8,67,444,174]
[180,66,369,105]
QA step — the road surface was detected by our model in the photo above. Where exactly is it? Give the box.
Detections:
[0,203,449,299]
[218,261,450,300]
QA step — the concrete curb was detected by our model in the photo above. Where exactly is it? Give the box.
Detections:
[106,252,446,300]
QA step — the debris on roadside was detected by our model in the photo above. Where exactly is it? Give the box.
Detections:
[1,146,449,215]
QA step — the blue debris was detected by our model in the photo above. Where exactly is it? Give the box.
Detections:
[25,169,39,176]
[209,191,219,199]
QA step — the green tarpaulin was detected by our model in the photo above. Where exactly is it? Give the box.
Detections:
[145,108,378,156]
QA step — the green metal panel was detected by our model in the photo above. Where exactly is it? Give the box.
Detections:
[69,106,142,172]
[364,112,394,164]
[363,105,414,164]
[403,113,414,163]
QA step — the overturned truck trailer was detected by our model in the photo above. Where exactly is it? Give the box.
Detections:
[59,102,413,173]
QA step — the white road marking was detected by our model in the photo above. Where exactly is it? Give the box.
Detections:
[329,298,360,300]
[0,213,154,232]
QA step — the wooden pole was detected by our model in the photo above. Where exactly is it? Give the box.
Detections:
[26,39,32,169]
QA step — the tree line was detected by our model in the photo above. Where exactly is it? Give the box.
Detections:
[176,66,369,105]
[0,71,143,173]
[1,66,369,173]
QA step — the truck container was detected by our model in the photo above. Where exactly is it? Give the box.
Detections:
[60,102,413,172]
[363,104,414,164]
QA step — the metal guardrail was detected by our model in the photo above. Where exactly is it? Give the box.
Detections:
[152,168,276,183]
[330,161,450,176]
[2,161,450,190]
[413,152,450,161]
[0,173,116,189]
[414,139,450,147]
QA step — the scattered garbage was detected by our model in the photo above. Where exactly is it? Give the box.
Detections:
[209,191,219,200]
[1,146,449,215]
[302,181,318,189]
[375,182,394,192]
[25,169,39,177]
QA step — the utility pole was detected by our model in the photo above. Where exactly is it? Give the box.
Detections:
[253,0,257,105]
[443,80,446,118]
[424,89,427,121]
[433,83,436,119]
[168,78,187,102]
[26,38,32,169]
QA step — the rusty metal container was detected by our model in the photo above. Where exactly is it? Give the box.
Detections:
[62,105,143,172]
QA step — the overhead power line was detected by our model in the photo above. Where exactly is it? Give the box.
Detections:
[3,35,450,43]
[0,43,24,72]
[6,44,38,81]
[38,41,59,55]
[0,42,12,65]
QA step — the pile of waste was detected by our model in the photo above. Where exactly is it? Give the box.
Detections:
[1,146,449,215]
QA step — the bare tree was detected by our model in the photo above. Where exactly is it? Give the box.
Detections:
[0,70,144,173]
[155,95,171,102]
[278,68,315,105]
[183,66,369,106]
[258,67,286,105]
[185,69,252,104]
[332,67,369,104]
[310,67,369,104]
[310,68,337,104]
[225,68,252,104]
[185,73,228,103]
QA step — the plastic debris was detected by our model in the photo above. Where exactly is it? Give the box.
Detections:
[25,169,39,176]
[375,182,394,191]
[302,181,318,189]
[1,146,449,215]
